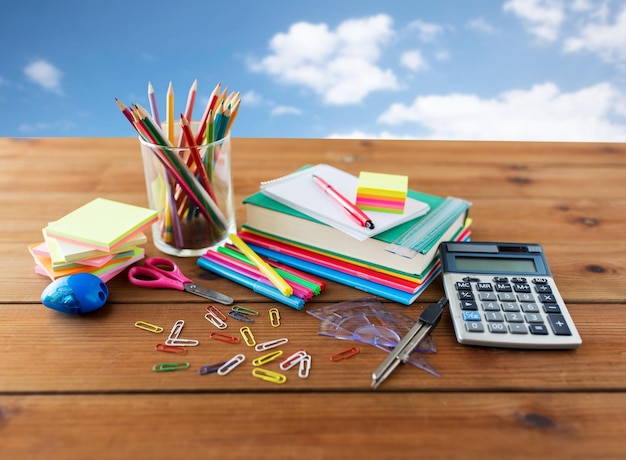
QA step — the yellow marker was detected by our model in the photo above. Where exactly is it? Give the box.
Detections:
[229,233,293,297]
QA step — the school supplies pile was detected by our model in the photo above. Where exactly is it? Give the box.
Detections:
[28,198,156,281]
[237,164,472,305]
[116,80,240,253]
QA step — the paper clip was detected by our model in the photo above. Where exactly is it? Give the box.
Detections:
[209,331,240,344]
[232,305,259,316]
[252,368,287,384]
[240,326,256,347]
[205,312,228,330]
[280,349,308,371]
[198,361,226,376]
[152,362,190,372]
[165,320,199,347]
[252,350,284,366]
[269,308,281,327]
[134,321,163,334]
[217,354,246,376]
[255,337,289,352]
[229,310,254,323]
[330,347,360,362]
[206,305,227,321]
[298,354,312,379]
[155,343,187,354]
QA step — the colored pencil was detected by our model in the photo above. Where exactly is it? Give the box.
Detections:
[166,82,175,144]
[147,82,161,126]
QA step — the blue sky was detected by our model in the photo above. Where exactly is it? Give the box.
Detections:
[1,0,625,141]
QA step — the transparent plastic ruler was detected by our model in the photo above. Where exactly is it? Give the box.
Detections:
[385,197,470,259]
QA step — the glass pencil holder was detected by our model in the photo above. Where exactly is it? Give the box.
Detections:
[139,126,236,257]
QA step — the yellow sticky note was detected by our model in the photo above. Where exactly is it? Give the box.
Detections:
[44,198,157,251]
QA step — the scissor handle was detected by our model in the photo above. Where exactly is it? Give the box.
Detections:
[143,257,192,284]
[127,266,184,291]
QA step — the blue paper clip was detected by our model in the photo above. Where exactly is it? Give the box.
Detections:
[198,361,227,376]
[228,310,254,323]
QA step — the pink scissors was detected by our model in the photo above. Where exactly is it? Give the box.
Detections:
[128,257,233,305]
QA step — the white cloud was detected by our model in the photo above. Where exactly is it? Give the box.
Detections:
[503,0,565,42]
[271,105,302,116]
[377,82,626,141]
[400,50,429,71]
[408,19,444,42]
[242,90,264,106]
[563,4,626,64]
[467,17,497,33]
[23,59,63,94]
[326,129,410,140]
[250,14,399,105]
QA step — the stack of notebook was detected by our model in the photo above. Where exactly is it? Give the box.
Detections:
[28,197,156,281]
[237,164,472,305]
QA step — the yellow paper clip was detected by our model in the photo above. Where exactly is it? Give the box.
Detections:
[330,347,360,362]
[255,337,288,352]
[240,326,256,347]
[152,362,190,372]
[217,354,246,376]
[269,308,281,327]
[252,350,283,366]
[252,368,287,384]
[135,321,163,334]
[232,305,259,316]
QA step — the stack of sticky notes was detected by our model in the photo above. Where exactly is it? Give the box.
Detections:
[356,171,409,214]
[28,198,157,281]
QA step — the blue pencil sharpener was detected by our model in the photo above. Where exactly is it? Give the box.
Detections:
[41,273,109,314]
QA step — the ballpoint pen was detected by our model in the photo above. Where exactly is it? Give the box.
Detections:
[312,174,375,230]
[371,297,448,389]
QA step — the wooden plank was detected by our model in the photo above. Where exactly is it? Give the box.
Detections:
[1,393,625,459]
[0,303,623,392]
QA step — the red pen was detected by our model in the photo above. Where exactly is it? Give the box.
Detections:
[312,174,375,229]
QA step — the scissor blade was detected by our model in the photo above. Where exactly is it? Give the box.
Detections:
[183,283,234,305]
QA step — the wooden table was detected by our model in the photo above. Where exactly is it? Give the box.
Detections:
[1,137,625,459]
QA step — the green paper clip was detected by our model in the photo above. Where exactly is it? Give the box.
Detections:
[152,362,190,372]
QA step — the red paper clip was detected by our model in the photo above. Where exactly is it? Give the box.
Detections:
[206,305,227,321]
[329,347,360,362]
[155,343,187,354]
[209,331,240,344]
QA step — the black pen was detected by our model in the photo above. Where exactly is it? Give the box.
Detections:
[312,174,375,229]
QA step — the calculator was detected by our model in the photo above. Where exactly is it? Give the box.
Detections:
[439,241,582,349]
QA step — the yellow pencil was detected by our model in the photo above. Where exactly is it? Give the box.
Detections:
[229,233,293,297]
[166,81,175,144]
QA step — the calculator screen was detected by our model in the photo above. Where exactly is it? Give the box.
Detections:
[455,256,537,274]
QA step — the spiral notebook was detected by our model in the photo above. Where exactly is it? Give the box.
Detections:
[259,164,430,241]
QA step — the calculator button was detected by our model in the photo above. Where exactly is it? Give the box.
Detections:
[547,314,572,336]
[478,292,497,301]
[456,281,472,290]
[513,283,531,293]
[493,277,509,283]
[488,323,507,333]
[465,322,485,333]
[543,304,561,314]
[495,283,512,292]
[498,292,516,301]
[535,284,552,294]
[520,303,540,313]
[529,324,549,335]
[501,302,520,312]
[508,323,528,334]
[533,278,548,284]
[524,313,544,324]
[458,291,475,301]
[511,277,527,283]
[460,300,478,310]
[516,293,535,302]
[484,312,504,322]
[482,301,500,311]
[476,283,493,291]
[538,294,557,303]
[504,312,524,323]
[462,311,481,321]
